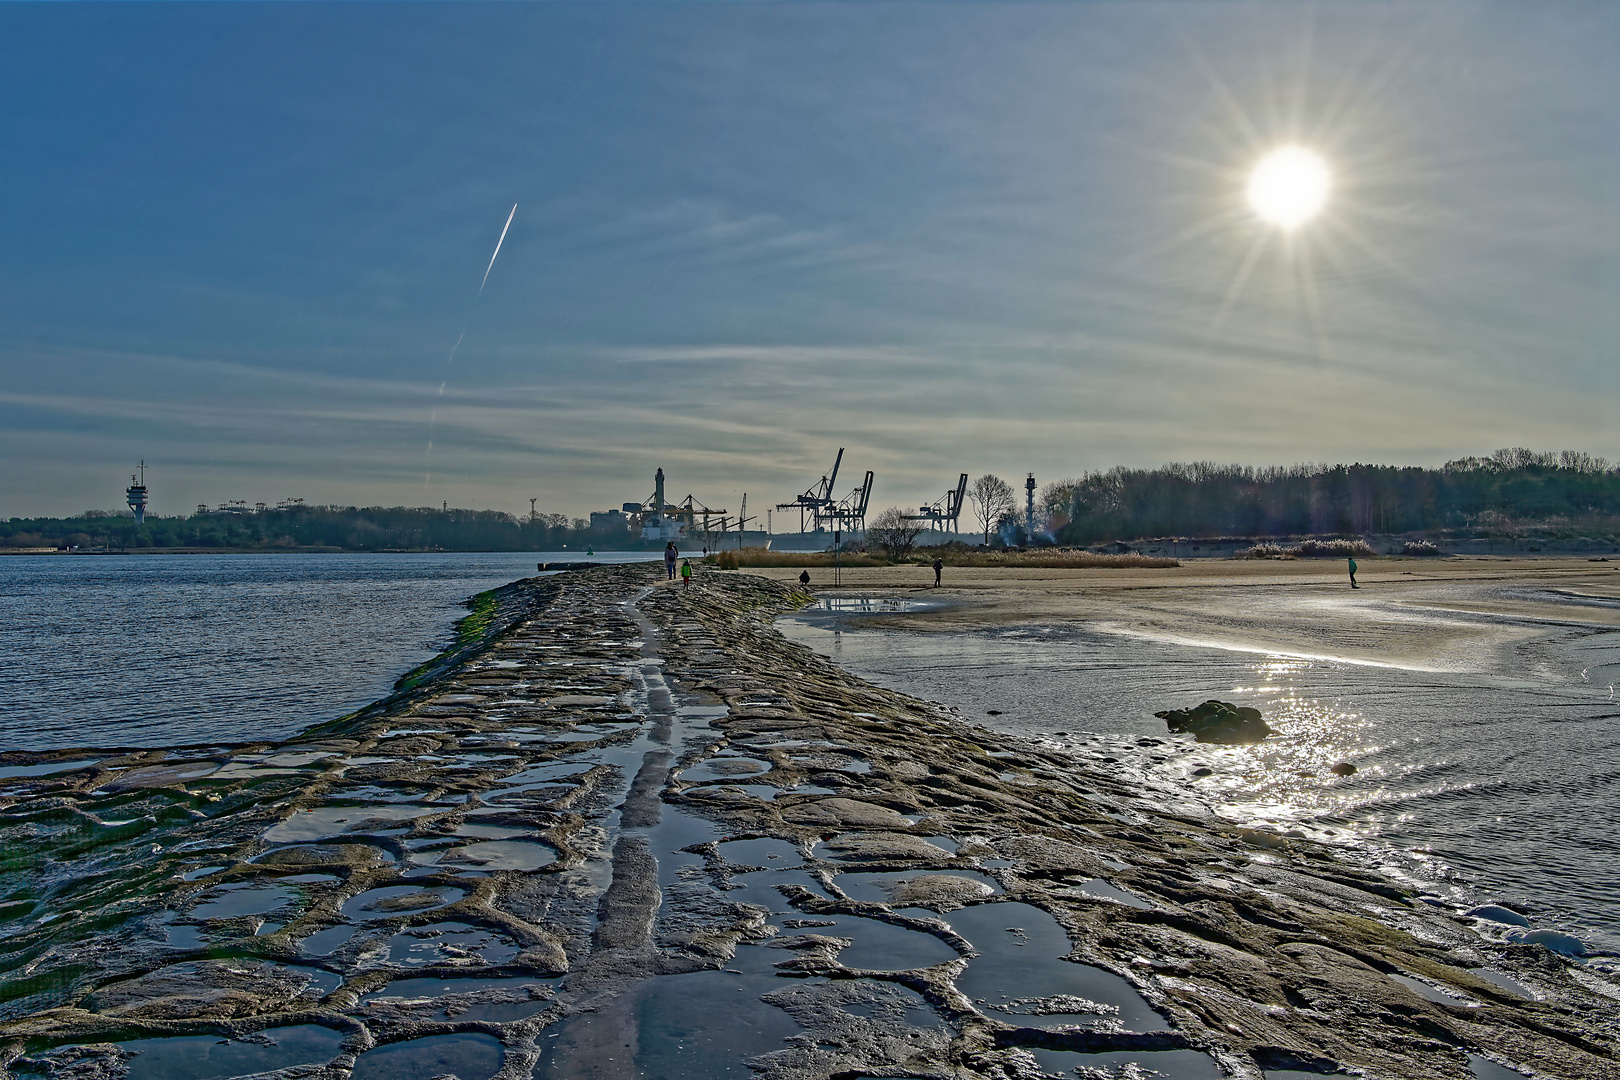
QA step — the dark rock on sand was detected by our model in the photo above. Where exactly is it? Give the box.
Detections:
[1155,699,1272,743]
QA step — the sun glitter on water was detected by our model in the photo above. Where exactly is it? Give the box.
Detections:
[1246,146,1331,228]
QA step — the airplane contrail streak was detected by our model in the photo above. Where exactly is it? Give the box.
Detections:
[481,204,517,293]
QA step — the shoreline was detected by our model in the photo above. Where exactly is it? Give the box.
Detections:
[1,565,1616,1079]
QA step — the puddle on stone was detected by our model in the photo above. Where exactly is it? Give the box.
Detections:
[385,921,519,966]
[1389,972,1480,1007]
[101,1024,346,1080]
[164,923,209,949]
[536,969,801,1079]
[451,822,532,840]
[180,866,225,882]
[263,805,435,843]
[191,883,298,920]
[350,1032,504,1080]
[1468,1054,1533,1080]
[808,597,935,614]
[261,751,339,768]
[781,915,960,972]
[1025,1046,1224,1079]
[836,870,1000,907]
[282,965,343,998]
[925,835,961,853]
[1066,878,1154,910]
[411,839,556,871]
[300,924,359,956]
[681,757,772,783]
[1468,968,1534,999]
[720,838,805,868]
[0,759,100,781]
[361,976,556,1021]
[341,885,463,922]
[949,902,1167,1031]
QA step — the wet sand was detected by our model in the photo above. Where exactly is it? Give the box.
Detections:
[1,564,1617,1080]
[755,557,1620,671]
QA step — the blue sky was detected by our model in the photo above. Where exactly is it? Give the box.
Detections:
[2,2,1616,520]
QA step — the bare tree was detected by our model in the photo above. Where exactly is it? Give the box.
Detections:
[866,507,926,561]
[967,474,1014,544]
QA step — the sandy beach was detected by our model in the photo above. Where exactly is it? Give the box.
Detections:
[752,557,1620,671]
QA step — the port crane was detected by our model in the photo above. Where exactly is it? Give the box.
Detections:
[902,473,968,532]
[776,448,874,533]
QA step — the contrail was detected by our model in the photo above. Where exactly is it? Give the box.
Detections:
[481,204,517,293]
[425,206,517,487]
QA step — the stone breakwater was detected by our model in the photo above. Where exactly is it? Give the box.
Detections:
[0,565,1614,1080]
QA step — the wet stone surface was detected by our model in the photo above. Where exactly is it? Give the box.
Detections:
[1,565,1617,1079]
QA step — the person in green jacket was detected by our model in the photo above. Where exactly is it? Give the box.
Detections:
[681,558,693,589]
[1348,557,1359,589]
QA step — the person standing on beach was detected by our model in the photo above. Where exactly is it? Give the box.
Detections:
[799,569,811,588]
[932,557,943,587]
[680,558,693,589]
[1348,556,1359,589]
[665,541,677,581]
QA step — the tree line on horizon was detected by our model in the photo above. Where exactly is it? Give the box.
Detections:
[953,448,1619,545]
[4,448,1617,552]
[0,504,641,552]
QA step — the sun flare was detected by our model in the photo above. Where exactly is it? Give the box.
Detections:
[1246,146,1331,229]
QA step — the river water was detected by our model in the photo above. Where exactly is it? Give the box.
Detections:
[0,551,656,752]
[778,586,1620,955]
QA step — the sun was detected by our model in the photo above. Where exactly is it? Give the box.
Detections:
[1246,146,1331,229]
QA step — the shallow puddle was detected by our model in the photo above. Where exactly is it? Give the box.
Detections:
[350,1033,504,1080]
[385,921,519,966]
[1025,1046,1223,1079]
[720,837,807,867]
[300,924,358,956]
[412,839,556,871]
[949,902,1167,1031]
[535,969,801,1079]
[341,885,463,922]
[1066,877,1154,909]
[680,757,772,783]
[780,915,960,971]
[1388,972,1479,1007]
[1468,1054,1533,1079]
[105,1024,345,1080]
[0,759,100,781]
[836,869,1000,907]
[191,883,298,920]
[263,804,435,843]
[1468,968,1534,998]
[164,923,209,949]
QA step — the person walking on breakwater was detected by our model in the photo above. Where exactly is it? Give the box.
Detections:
[681,558,693,589]
[933,557,943,587]
[665,542,678,581]
[1348,556,1359,589]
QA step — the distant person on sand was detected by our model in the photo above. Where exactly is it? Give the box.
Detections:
[680,558,692,588]
[1348,556,1359,589]
[933,557,943,587]
[664,541,677,581]
[799,569,811,588]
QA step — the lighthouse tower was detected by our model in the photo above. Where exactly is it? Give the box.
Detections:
[126,462,149,524]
